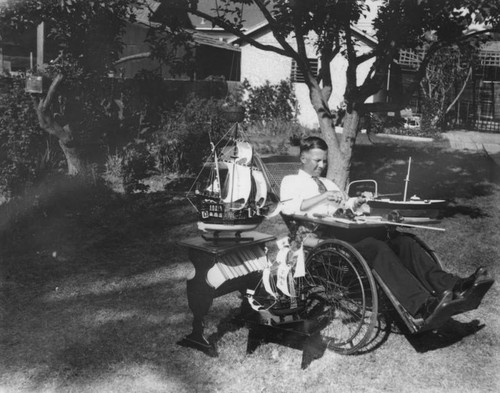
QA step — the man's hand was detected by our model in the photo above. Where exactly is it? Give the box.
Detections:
[355,196,367,206]
[324,191,346,203]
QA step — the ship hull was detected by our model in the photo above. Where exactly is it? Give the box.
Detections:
[368,200,447,218]
[197,216,265,233]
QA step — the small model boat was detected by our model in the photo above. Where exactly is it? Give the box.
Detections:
[367,196,447,218]
[349,157,447,219]
[368,157,446,218]
[187,120,274,240]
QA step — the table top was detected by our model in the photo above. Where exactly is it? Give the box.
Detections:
[287,213,442,229]
[177,231,276,255]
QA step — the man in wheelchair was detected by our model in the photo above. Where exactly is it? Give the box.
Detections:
[279,136,492,323]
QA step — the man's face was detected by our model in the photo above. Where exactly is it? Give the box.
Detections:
[301,148,327,177]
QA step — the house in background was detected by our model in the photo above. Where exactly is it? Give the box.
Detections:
[0,28,36,76]
[228,23,379,128]
[0,0,241,82]
[6,0,499,132]
[0,0,242,101]
[188,1,500,133]
[188,0,382,128]
[117,0,241,82]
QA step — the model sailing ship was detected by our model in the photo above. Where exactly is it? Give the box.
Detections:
[187,119,274,240]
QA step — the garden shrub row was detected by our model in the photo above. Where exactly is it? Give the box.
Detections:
[0,76,301,199]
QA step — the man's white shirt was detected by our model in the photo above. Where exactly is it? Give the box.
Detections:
[280,169,342,216]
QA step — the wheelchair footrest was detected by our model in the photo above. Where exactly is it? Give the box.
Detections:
[419,278,494,333]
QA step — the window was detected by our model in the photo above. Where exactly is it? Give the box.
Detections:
[291,58,319,83]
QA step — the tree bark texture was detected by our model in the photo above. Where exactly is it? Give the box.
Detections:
[33,74,87,176]
[309,83,359,190]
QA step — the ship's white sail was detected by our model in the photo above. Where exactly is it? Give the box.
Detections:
[220,141,253,166]
[252,169,267,208]
[204,161,228,194]
[222,163,252,207]
[235,141,253,165]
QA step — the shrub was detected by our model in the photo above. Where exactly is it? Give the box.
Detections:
[243,79,298,125]
[104,95,233,193]
[122,139,156,194]
[420,98,442,134]
[153,95,230,175]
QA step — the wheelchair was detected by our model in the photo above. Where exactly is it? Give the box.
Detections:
[246,180,494,358]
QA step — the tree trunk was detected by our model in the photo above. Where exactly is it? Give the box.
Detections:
[58,138,87,176]
[326,110,359,190]
[37,115,88,177]
[33,74,89,176]
[309,84,360,191]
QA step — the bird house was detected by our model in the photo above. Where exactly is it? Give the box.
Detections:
[25,74,43,94]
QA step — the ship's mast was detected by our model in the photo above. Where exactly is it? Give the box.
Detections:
[403,157,412,201]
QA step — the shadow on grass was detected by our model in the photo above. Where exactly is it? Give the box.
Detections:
[405,319,485,353]
[351,144,500,220]
[3,280,215,391]
[351,145,499,200]
[441,204,489,219]
[356,313,394,355]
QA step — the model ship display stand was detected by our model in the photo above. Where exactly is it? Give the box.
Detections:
[176,231,275,357]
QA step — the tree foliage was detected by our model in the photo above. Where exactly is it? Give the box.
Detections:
[419,44,477,131]
[0,0,141,178]
[2,0,500,188]
[243,78,297,123]
[0,79,63,197]
[1,0,136,73]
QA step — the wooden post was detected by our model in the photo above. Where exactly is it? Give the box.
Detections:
[491,80,496,121]
[472,69,477,126]
[37,22,44,68]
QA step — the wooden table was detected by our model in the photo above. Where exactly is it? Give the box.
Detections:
[177,231,276,356]
[286,213,443,242]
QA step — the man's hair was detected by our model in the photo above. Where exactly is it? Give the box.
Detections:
[300,136,328,155]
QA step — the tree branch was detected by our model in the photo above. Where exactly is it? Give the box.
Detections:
[32,73,74,143]
[40,73,64,115]
[401,42,444,104]
[253,0,299,60]
[400,24,496,106]
[317,42,340,103]
[344,25,359,105]
[354,49,378,66]
[456,27,498,44]
[446,65,472,114]
[114,52,151,65]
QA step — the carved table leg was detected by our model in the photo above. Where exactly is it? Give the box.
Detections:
[177,249,218,356]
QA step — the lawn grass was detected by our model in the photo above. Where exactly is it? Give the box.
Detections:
[1,142,499,393]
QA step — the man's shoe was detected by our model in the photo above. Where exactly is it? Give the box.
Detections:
[415,290,453,320]
[453,267,489,299]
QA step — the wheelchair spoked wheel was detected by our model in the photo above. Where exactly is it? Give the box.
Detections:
[304,239,378,354]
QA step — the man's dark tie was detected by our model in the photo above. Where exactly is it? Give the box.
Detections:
[312,176,327,193]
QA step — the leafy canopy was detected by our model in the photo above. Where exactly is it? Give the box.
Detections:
[0,0,138,74]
